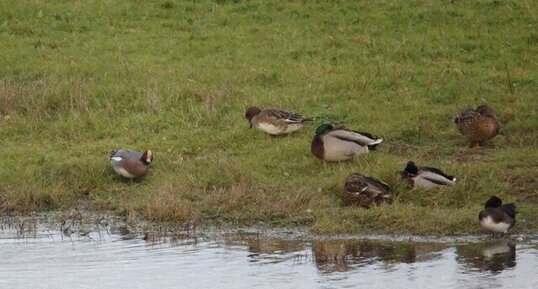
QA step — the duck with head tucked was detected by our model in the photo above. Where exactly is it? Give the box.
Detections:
[400,161,456,189]
[109,149,154,179]
[245,106,313,135]
[478,196,516,236]
[310,123,383,162]
[453,104,500,148]
[342,173,392,208]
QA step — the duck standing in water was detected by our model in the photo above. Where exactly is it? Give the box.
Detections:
[400,161,456,189]
[244,106,313,135]
[109,149,154,179]
[342,173,392,208]
[478,196,516,236]
[310,123,383,162]
[453,104,500,148]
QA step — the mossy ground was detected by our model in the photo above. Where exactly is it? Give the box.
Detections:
[1,0,537,235]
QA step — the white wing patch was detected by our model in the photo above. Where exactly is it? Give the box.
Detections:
[114,167,136,178]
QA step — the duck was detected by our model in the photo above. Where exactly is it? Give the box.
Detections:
[109,149,154,179]
[453,104,500,148]
[342,173,392,208]
[478,196,516,235]
[400,161,456,189]
[310,123,383,162]
[245,106,313,135]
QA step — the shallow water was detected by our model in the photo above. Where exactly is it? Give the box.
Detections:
[1,217,537,289]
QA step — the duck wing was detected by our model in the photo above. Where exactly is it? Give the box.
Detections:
[454,108,481,134]
[501,203,517,219]
[329,129,383,146]
[110,149,143,161]
[363,176,392,192]
[265,109,312,123]
[419,168,456,186]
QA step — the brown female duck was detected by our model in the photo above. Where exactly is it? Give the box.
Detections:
[453,104,500,148]
[342,173,392,208]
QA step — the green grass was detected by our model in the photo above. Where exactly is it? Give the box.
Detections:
[1,0,537,235]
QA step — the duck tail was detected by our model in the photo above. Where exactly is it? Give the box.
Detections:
[108,150,118,159]
[502,203,517,218]
[367,139,383,150]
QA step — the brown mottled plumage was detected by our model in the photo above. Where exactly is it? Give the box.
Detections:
[245,106,313,135]
[454,105,500,148]
[342,173,392,208]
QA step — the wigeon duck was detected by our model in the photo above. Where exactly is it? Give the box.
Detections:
[109,149,153,179]
[245,106,313,135]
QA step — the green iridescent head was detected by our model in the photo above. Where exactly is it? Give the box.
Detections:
[315,123,334,135]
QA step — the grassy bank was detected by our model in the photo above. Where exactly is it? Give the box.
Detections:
[1,0,537,235]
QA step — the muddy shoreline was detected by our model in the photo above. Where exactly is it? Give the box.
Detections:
[2,211,536,244]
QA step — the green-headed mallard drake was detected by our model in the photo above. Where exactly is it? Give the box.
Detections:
[453,104,500,148]
[400,161,456,189]
[109,149,153,179]
[342,173,392,208]
[478,196,516,235]
[311,123,383,162]
[245,106,313,135]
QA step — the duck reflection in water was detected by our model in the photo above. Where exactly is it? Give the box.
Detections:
[456,241,516,274]
[225,234,308,265]
[312,239,445,273]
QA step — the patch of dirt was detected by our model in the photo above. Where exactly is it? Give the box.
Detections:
[505,175,538,203]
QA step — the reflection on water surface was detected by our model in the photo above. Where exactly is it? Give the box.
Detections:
[0,216,537,289]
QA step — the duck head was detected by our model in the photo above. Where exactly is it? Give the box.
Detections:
[141,150,154,165]
[476,105,496,117]
[401,161,418,178]
[314,123,334,135]
[484,195,503,209]
[245,106,262,129]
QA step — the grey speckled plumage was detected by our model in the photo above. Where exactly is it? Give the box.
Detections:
[454,105,500,148]
[109,149,153,179]
[400,161,456,189]
[311,123,383,162]
[342,173,392,208]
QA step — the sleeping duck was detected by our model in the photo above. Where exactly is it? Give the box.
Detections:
[342,173,392,208]
[245,106,313,135]
[311,123,383,162]
[400,161,456,189]
[478,196,516,236]
[109,149,154,179]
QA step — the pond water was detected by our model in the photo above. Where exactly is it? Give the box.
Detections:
[1,216,537,289]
